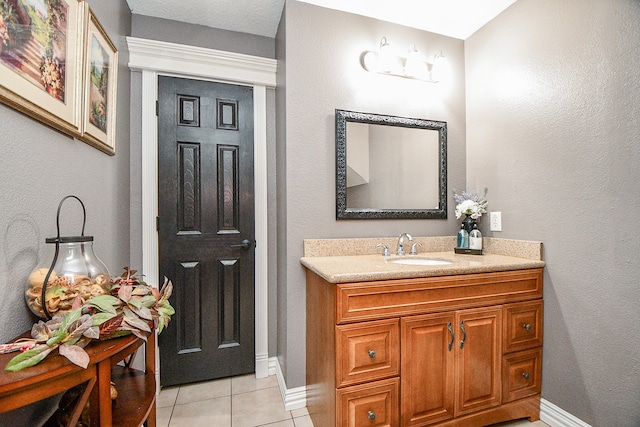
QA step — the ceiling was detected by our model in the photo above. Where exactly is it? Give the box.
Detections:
[125,0,517,40]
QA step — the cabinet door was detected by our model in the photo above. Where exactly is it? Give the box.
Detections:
[401,313,455,426]
[456,307,502,416]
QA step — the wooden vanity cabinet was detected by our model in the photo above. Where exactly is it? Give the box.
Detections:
[306,268,543,427]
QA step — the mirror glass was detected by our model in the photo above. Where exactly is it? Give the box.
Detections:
[336,109,447,219]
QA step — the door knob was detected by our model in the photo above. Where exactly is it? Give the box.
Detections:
[230,239,251,250]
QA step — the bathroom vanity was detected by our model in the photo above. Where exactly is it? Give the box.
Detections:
[302,237,544,427]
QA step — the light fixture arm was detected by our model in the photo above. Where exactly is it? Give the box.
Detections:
[361,37,444,83]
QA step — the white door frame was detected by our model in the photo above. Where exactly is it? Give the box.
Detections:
[127,37,276,382]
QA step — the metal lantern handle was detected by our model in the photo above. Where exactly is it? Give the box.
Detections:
[41,195,88,319]
[55,195,87,239]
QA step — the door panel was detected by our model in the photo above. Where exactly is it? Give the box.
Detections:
[401,313,455,426]
[456,307,502,415]
[157,76,255,386]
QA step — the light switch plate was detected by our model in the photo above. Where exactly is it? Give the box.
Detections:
[490,212,502,231]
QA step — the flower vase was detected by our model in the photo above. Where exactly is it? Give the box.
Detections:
[462,215,476,234]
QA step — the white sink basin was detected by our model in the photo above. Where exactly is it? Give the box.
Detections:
[389,258,452,266]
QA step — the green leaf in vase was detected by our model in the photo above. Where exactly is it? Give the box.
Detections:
[45,285,65,299]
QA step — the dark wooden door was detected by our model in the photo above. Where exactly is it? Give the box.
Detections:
[157,76,255,386]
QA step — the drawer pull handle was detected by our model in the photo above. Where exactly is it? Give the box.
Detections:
[368,349,376,359]
[459,320,466,349]
[522,372,530,380]
[368,411,376,420]
[522,323,532,331]
[447,322,454,351]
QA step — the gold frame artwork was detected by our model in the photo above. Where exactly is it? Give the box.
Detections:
[0,0,84,137]
[80,5,117,155]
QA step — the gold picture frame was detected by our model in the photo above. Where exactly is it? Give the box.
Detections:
[80,4,117,155]
[0,0,85,137]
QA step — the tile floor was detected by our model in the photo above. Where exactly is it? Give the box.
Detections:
[156,374,550,427]
[156,374,312,427]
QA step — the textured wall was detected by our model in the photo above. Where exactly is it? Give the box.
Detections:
[131,14,275,58]
[278,0,467,387]
[0,0,131,340]
[465,0,640,425]
[0,0,131,423]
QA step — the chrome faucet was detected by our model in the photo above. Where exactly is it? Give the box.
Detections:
[396,233,413,256]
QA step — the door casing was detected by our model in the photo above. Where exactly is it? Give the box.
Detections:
[128,37,277,385]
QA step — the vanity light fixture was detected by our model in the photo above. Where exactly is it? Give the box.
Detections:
[361,37,444,83]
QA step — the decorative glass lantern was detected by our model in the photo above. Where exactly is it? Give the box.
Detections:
[25,196,111,319]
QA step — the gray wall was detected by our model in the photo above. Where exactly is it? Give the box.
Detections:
[465,0,640,425]
[277,0,467,388]
[131,14,275,58]
[0,0,131,423]
[0,0,131,341]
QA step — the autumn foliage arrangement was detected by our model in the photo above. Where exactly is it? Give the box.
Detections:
[4,268,174,372]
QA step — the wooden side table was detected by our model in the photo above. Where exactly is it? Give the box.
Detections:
[0,331,156,427]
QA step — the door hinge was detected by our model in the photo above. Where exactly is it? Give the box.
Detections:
[156,216,159,231]
[155,100,159,116]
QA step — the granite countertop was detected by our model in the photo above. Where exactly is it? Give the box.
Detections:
[300,237,545,284]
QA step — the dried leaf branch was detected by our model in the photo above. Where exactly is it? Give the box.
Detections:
[5,268,174,372]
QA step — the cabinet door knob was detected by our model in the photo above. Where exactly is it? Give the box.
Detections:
[522,323,532,331]
[522,372,530,380]
[368,349,376,359]
[459,320,466,349]
[368,411,376,420]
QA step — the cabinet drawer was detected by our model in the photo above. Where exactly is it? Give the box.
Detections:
[336,377,400,427]
[336,319,400,387]
[502,348,542,402]
[336,269,543,324]
[503,300,543,353]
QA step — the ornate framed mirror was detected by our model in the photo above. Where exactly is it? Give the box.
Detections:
[336,109,447,219]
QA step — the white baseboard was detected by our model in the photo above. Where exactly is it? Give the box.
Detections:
[540,398,591,427]
[272,357,307,411]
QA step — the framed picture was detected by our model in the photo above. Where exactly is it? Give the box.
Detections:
[0,0,84,137]
[80,5,117,155]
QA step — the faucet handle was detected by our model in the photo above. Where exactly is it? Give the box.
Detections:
[376,243,390,257]
[410,242,422,255]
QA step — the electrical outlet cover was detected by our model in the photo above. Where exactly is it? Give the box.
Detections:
[490,212,502,231]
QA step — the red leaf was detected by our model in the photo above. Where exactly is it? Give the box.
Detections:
[99,313,124,338]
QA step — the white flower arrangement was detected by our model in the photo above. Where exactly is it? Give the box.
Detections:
[454,189,488,220]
